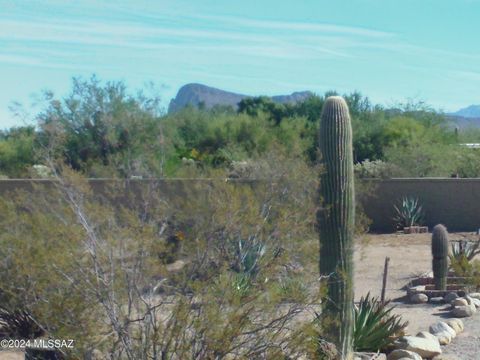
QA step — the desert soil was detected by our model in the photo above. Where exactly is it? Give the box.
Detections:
[354,232,479,359]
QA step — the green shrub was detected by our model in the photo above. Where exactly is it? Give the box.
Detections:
[354,159,398,179]
[274,276,308,303]
[0,157,319,358]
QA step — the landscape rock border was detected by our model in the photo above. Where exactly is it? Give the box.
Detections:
[389,292,480,359]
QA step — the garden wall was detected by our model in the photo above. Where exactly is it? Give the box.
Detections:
[1,178,479,233]
[362,178,480,232]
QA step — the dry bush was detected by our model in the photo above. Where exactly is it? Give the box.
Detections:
[0,149,323,359]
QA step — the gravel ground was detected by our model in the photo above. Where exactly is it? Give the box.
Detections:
[442,313,480,359]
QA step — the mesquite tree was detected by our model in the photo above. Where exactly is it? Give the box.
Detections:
[318,96,355,359]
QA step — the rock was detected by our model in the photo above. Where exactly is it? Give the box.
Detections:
[429,322,457,339]
[430,297,444,304]
[435,333,451,345]
[410,293,428,304]
[465,295,474,305]
[417,330,440,341]
[451,298,468,307]
[409,285,426,292]
[354,353,386,360]
[417,330,447,345]
[394,336,442,358]
[445,318,464,334]
[472,297,480,308]
[444,292,458,303]
[451,305,474,317]
[387,349,422,360]
[427,323,454,345]
[467,302,478,313]
[468,292,480,300]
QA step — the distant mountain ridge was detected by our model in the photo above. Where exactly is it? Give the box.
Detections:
[169,85,480,129]
[448,104,480,129]
[168,83,313,113]
[451,105,480,118]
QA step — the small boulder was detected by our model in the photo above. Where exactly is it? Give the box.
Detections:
[472,298,480,308]
[451,305,474,317]
[451,298,468,307]
[444,292,458,303]
[410,293,428,304]
[468,292,480,300]
[409,285,426,292]
[445,318,464,334]
[393,336,442,358]
[429,322,456,339]
[435,333,451,345]
[465,295,474,305]
[387,349,422,360]
[417,330,446,345]
[427,323,454,345]
[430,297,444,304]
[354,353,386,360]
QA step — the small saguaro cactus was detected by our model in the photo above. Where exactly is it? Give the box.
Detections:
[317,96,355,359]
[431,224,449,290]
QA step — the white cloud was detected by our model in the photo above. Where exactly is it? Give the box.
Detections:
[192,14,394,38]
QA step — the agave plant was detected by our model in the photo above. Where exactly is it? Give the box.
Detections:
[353,293,408,352]
[0,307,44,339]
[449,239,480,276]
[235,237,266,277]
[392,196,424,229]
[451,239,480,262]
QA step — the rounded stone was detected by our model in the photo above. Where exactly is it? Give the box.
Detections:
[393,336,442,358]
[410,293,428,304]
[472,298,480,308]
[387,349,422,360]
[451,305,474,317]
[429,321,456,339]
[444,292,458,303]
[445,318,464,335]
[452,298,468,307]
[468,292,480,300]
[418,330,443,344]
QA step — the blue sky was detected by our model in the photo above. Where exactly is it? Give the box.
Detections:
[1,0,480,128]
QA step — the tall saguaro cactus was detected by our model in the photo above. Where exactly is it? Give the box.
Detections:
[317,96,355,359]
[432,224,449,290]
